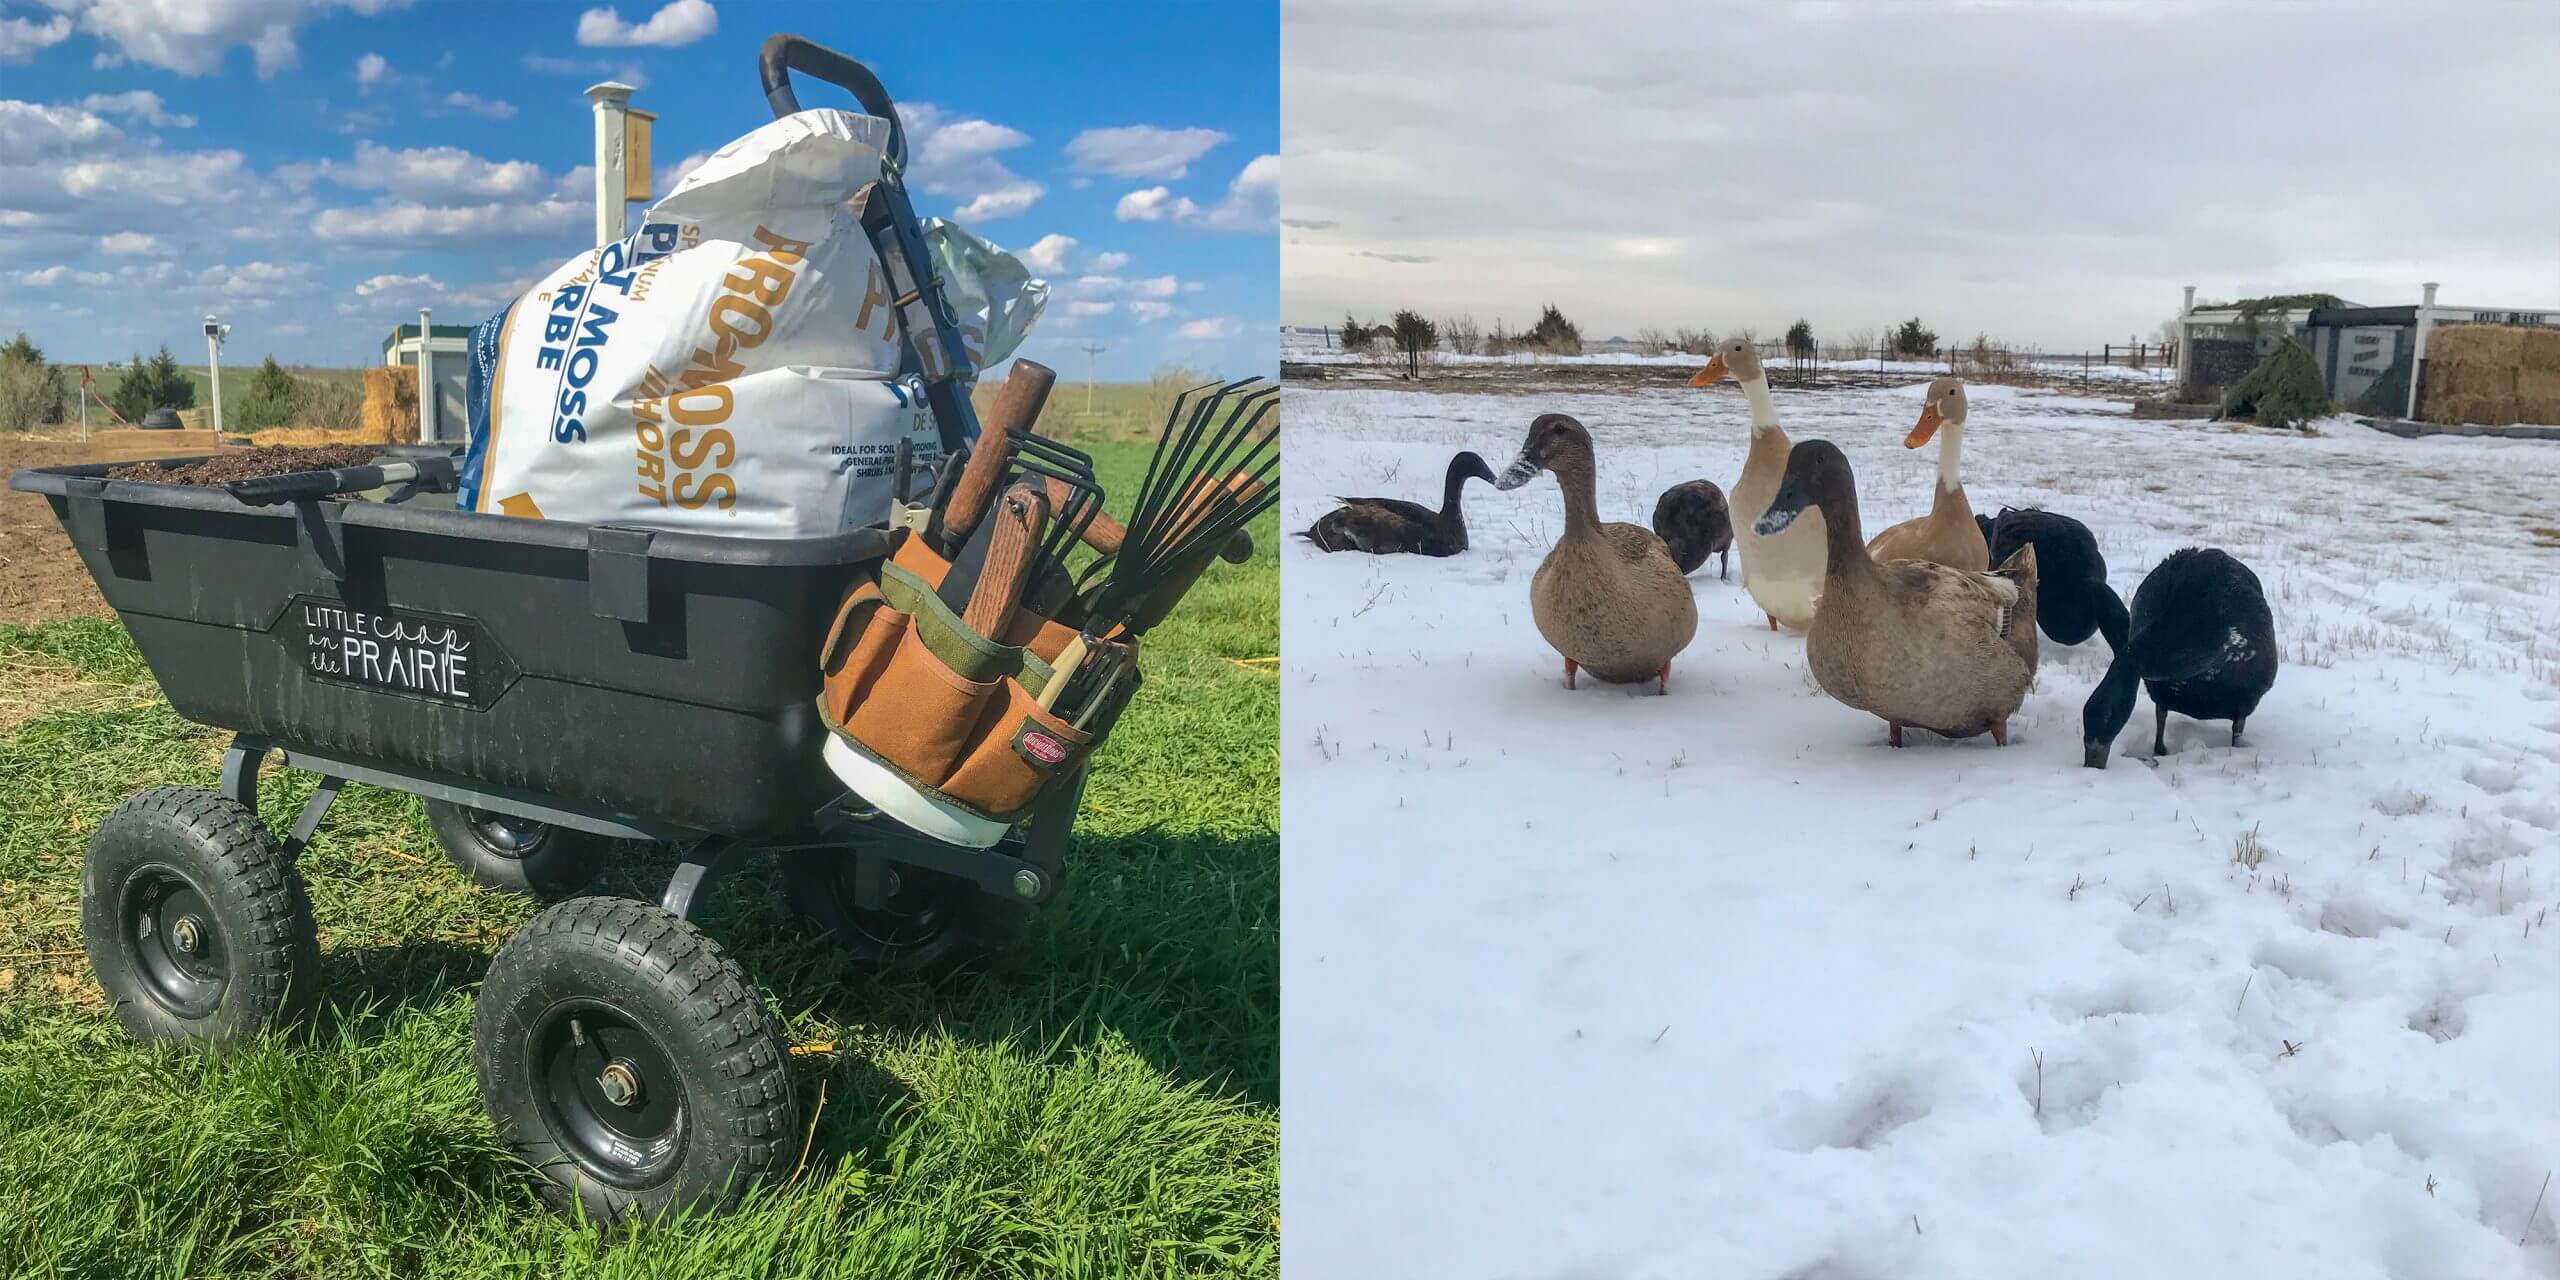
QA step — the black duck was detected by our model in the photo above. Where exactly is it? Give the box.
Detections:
[1299,450,1496,556]
[2081,547,2278,768]
[1979,506,2127,649]
[1651,479,1733,579]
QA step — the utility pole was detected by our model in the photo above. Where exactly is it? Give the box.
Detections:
[1079,343,1107,416]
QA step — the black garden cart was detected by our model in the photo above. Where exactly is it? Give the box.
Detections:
[5,36,1111,1220]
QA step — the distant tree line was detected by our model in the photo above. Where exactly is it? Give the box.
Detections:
[0,328,358,432]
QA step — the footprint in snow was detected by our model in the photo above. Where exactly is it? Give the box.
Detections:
[1769,1068,1938,1153]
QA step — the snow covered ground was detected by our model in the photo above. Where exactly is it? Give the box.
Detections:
[1279,377,2560,1279]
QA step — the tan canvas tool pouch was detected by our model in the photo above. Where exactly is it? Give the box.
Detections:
[818,528,1138,826]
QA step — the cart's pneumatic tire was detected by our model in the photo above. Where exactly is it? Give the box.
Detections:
[780,851,1037,980]
[80,786,319,1047]
[473,897,797,1220]
[423,801,601,898]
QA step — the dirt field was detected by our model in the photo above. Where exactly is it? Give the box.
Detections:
[0,436,107,625]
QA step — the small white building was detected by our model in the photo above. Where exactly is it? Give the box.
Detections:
[382,318,472,444]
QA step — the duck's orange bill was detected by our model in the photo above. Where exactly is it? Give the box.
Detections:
[1905,402,1943,448]
[1688,357,1729,388]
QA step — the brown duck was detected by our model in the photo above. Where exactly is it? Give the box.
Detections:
[1756,439,2039,746]
[1299,451,1497,556]
[1496,414,1698,693]
[1865,377,1987,571]
[1651,479,1733,579]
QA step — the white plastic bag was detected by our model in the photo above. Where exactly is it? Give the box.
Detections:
[457,107,1045,537]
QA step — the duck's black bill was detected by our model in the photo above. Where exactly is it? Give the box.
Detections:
[2082,738,2110,769]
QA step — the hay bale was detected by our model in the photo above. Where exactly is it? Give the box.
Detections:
[360,367,419,443]
[2521,328,2560,375]
[2433,361,2515,399]
[2518,397,2560,427]
[2433,324,2526,367]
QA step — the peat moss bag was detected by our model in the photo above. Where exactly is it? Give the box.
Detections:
[456,108,1046,536]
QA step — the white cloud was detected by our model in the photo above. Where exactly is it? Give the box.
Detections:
[1075,275,1124,294]
[195,260,300,298]
[1089,251,1129,272]
[58,149,251,204]
[311,197,583,242]
[898,101,1043,221]
[14,265,115,287]
[1114,154,1277,233]
[1178,316,1240,341]
[1065,125,1228,179]
[63,0,417,79]
[1131,301,1172,322]
[0,101,120,161]
[1018,233,1075,274]
[355,271,439,296]
[442,91,517,120]
[956,183,1041,220]
[355,50,389,90]
[75,91,196,128]
[1129,275,1181,299]
[325,140,552,202]
[1067,301,1116,318]
[576,0,715,48]
[100,231,159,255]
[0,13,72,63]
[1115,187,1197,224]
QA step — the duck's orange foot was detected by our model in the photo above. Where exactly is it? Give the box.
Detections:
[1766,613,1778,632]
[1656,661,1671,695]
[1564,658,1578,690]
[1990,718,2009,747]
[1888,722,1905,748]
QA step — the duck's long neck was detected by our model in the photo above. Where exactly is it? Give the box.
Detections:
[1437,463,1472,524]
[1551,451,1601,535]
[1741,374,1784,439]
[1935,418,1966,495]
[1815,482,1870,583]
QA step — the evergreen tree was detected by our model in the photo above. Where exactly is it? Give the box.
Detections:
[108,345,195,421]
[1389,310,1438,379]
[232,355,305,432]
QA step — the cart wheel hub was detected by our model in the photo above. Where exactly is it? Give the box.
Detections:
[171,916,204,955]
[597,1060,643,1108]
[1010,868,1043,899]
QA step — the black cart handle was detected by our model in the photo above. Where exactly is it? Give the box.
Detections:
[227,456,457,507]
[758,34,906,170]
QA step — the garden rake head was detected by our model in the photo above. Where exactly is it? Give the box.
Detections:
[1074,377,1278,636]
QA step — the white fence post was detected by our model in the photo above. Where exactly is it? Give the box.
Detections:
[587,81,637,247]
[2407,282,2438,420]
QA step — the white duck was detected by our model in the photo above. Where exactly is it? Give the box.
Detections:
[1691,338,1825,630]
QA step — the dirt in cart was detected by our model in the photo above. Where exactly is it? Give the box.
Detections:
[107,443,382,487]
[1,437,108,623]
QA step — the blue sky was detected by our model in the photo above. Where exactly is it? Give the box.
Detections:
[0,0,1276,380]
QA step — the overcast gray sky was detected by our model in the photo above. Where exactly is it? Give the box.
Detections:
[1283,0,2560,350]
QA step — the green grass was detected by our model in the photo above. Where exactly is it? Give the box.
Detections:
[0,439,1278,1277]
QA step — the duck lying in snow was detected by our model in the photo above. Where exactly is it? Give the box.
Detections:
[1299,450,1497,557]
[2081,547,2277,768]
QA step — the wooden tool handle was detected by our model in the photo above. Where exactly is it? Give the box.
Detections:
[942,360,1057,541]
[963,483,1047,636]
